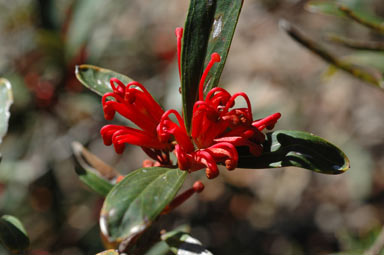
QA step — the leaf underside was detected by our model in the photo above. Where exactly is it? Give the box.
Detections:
[72,142,118,196]
[237,130,350,174]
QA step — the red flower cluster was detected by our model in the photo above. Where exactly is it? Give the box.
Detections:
[100,28,281,179]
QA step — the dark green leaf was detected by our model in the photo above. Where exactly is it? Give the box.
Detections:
[161,230,213,255]
[0,215,29,253]
[75,64,134,96]
[181,0,217,133]
[237,130,350,174]
[100,167,187,251]
[0,78,13,145]
[204,0,243,92]
[72,142,120,196]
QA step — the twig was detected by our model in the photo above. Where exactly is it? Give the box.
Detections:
[279,19,384,89]
[364,225,384,255]
[339,5,384,34]
[327,34,384,51]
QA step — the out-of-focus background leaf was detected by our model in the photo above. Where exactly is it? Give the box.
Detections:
[0,215,29,253]
[0,0,383,254]
[0,78,13,146]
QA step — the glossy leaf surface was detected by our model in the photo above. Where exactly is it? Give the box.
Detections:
[100,167,187,250]
[75,64,134,96]
[162,230,213,255]
[237,130,350,174]
[0,78,13,145]
[72,142,120,196]
[181,0,217,132]
[204,0,243,92]
[0,215,29,253]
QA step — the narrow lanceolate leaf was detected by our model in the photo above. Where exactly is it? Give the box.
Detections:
[72,142,121,196]
[0,215,30,253]
[100,167,187,251]
[280,20,384,89]
[75,64,134,96]
[181,0,217,133]
[161,230,213,255]
[237,130,350,174]
[0,78,13,145]
[204,0,243,92]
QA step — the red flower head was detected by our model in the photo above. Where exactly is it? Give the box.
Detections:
[100,78,172,165]
[100,27,281,179]
[156,28,281,179]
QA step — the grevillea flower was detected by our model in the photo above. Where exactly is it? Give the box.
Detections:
[100,27,281,179]
[100,78,172,165]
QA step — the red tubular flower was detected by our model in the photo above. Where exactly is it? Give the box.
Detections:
[100,27,281,179]
[172,27,281,179]
[100,78,172,165]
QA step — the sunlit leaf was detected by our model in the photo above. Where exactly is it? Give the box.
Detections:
[204,0,243,92]
[161,230,213,255]
[0,78,13,146]
[237,130,350,174]
[72,142,121,196]
[181,0,217,133]
[100,167,187,251]
[75,64,134,96]
[0,215,29,253]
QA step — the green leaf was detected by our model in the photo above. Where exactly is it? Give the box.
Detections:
[0,78,13,145]
[100,167,187,251]
[75,64,134,96]
[237,130,350,174]
[161,230,213,255]
[204,0,243,92]
[144,241,172,255]
[0,215,29,253]
[72,142,120,196]
[181,0,217,133]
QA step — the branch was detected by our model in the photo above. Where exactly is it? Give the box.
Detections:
[279,19,384,89]
[339,5,384,34]
[327,34,384,51]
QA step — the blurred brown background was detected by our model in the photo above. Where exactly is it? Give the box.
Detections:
[0,0,383,254]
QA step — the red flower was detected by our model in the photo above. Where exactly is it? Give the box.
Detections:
[100,27,281,179]
[100,78,172,165]
[156,28,281,179]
